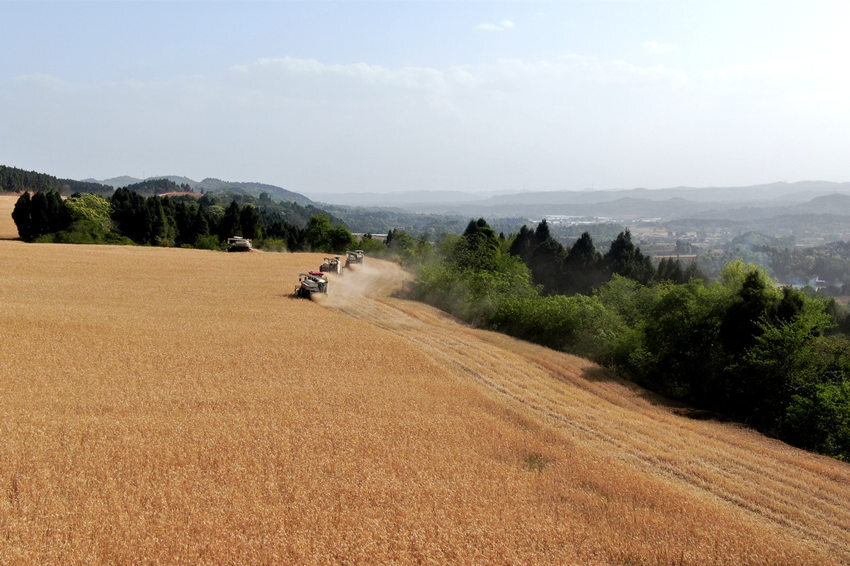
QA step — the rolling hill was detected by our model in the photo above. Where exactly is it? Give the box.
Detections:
[0,210,847,563]
[87,175,313,204]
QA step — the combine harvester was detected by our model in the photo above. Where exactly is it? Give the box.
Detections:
[294,271,328,298]
[320,256,343,276]
[345,249,365,268]
[226,236,253,252]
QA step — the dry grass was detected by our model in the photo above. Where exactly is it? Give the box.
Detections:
[0,195,19,239]
[0,235,848,564]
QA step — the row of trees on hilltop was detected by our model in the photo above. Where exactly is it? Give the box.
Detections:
[11,189,356,253]
[2,166,62,193]
[1,164,113,195]
[510,220,702,295]
[120,178,194,196]
[408,218,850,461]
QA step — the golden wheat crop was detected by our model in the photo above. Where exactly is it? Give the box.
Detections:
[0,195,18,240]
[0,236,848,564]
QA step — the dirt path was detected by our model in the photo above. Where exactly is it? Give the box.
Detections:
[325,259,850,561]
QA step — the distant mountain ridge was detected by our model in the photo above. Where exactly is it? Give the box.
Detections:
[479,181,850,206]
[316,180,850,203]
[311,181,850,220]
[85,175,313,205]
[797,193,850,215]
[84,175,141,189]
[308,190,497,207]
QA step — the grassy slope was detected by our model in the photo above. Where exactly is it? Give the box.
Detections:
[0,198,848,564]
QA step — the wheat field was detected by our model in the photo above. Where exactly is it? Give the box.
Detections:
[0,195,18,240]
[1,197,848,564]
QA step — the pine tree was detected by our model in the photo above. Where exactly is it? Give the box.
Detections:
[604,231,655,284]
[565,232,603,294]
[219,201,241,240]
[11,191,32,241]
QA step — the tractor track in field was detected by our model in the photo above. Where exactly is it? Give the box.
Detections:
[323,260,850,561]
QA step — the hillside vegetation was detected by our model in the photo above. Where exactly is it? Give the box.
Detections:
[91,174,313,204]
[0,164,113,196]
[409,219,850,460]
[0,233,848,563]
[6,190,350,252]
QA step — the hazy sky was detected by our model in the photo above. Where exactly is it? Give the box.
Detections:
[3,1,850,195]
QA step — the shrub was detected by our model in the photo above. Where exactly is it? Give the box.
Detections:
[258,238,288,252]
[785,380,850,461]
[195,235,222,250]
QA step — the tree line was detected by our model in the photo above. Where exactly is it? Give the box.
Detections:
[509,220,703,295]
[409,218,850,461]
[1,164,113,195]
[11,189,356,253]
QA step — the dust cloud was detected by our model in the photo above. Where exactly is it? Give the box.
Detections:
[322,261,411,306]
